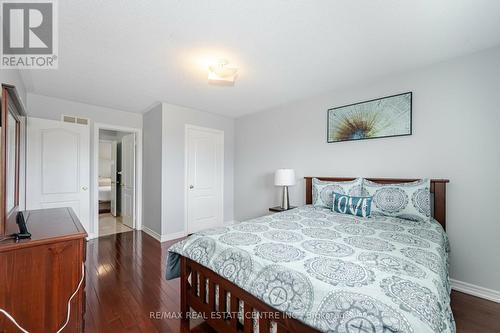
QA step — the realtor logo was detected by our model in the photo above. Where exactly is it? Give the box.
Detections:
[1,0,58,68]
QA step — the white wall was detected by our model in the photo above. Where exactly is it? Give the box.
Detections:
[0,70,27,106]
[27,93,142,126]
[27,93,142,236]
[235,46,500,293]
[141,102,235,239]
[142,104,163,235]
[162,102,235,236]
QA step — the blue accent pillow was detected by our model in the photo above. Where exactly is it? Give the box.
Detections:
[332,192,372,218]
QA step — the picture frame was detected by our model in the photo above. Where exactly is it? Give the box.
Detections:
[327,92,412,143]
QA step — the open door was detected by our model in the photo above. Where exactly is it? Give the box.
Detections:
[120,134,135,228]
[110,141,118,216]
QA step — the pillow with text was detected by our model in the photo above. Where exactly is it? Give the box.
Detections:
[331,192,372,218]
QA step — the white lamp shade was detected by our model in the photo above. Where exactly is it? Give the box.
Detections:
[274,169,296,186]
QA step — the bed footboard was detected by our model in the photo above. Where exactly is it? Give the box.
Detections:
[180,256,318,333]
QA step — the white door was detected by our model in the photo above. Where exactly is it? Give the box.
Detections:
[110,141,118,216]
[186,125,224,233]
[26,117,90,232]
[120,134,135,228]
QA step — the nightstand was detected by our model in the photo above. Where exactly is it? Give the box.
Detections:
[269,206,297,213]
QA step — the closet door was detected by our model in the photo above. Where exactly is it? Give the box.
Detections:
[185,125,224,233]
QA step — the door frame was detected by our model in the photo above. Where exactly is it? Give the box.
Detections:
[184,124,224,234]
[92,123,142,239]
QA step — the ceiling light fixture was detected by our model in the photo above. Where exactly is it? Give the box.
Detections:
[208,59,238,85]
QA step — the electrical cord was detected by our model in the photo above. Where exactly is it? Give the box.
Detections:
[0,262,85,333]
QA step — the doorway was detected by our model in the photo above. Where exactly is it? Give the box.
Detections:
[96,128,138,237]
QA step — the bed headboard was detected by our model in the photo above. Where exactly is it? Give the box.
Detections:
[304,177,449,229]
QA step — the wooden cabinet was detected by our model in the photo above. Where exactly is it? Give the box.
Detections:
[0,208,87,332]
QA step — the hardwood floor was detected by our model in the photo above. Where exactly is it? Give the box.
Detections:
[451,290,500,333]
[84,230,500,333]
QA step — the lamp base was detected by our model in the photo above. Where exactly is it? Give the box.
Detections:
[270,206,297,212]
[281,186,290,210]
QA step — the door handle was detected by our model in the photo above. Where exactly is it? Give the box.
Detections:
[82,186,88,191]
[189,185,194,189]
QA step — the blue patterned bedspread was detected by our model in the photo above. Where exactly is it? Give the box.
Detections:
[167,205,455,333]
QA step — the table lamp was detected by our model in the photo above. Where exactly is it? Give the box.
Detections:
[274,169,296,210]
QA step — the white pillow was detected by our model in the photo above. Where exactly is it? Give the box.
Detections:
[312,177,364,209]
[363,178,431,222]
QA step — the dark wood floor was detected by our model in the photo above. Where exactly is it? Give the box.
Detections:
[84,231,500,333]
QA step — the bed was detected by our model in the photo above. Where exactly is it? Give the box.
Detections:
[98,178,112,214]
[167,177,453,333]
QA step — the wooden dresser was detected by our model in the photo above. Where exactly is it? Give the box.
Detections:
[0,208,87,333]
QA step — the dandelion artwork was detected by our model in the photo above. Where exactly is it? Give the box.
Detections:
[327,92,412,143]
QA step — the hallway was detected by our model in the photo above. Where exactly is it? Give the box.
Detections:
[98,214,133,237]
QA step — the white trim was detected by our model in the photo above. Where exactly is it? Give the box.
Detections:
[92,123,143,238]
[185,124,226,135]
[141,228,186,243]
[142,226,162,242]
[155,223,238,243]
[86,233,97,240]
[98,138,114,144]
[161,231,187,242]
[184,124,224,235]
[161,105,168,241]
[451,279,500,304]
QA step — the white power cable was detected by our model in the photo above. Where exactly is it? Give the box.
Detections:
[0,262,85,333]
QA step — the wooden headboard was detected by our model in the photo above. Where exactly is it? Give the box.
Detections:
[304,177,449,229]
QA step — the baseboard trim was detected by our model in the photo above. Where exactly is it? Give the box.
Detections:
[451,279,500,303]
[142,226,163,242]
[159,223,239,242]
[142,227,186,242]
[161,231,187,242]
[142,222,246,243]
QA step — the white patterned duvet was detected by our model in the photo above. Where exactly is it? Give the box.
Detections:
[168,205,455,333]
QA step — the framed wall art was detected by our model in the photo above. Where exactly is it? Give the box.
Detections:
[327,92,412,143]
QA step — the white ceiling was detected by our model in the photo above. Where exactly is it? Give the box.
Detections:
[20,0,500,118]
